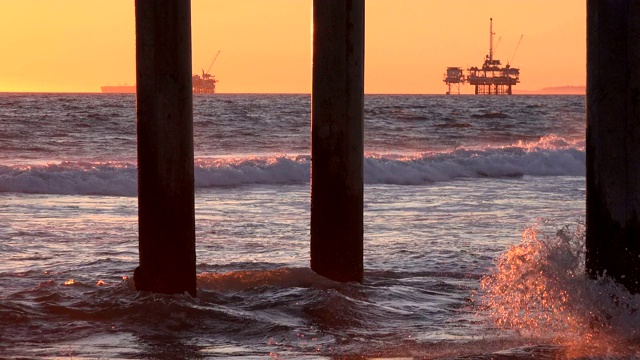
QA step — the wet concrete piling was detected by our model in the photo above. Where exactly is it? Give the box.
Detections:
[310,0,365,282]
[586,0,640,294]
[134,0,197,297]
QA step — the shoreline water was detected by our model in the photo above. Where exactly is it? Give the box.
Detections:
[4,93,638,358]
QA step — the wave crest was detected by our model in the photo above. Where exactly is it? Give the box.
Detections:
[197,267,340,291]
[0,136,585,196]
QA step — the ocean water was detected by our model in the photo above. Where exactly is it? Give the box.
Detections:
[0,93,638,359]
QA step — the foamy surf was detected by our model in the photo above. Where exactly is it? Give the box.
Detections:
[0,136,584,196]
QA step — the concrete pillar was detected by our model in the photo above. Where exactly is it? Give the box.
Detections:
[586,0,640,294]
[133,0,197,297]
[310,0,365,282]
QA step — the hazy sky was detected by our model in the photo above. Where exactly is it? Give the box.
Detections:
[0,0,585,94]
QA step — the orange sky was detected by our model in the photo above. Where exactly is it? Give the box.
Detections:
[0,1,585,94]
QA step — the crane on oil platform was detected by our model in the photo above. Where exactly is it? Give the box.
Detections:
[201,50,221,80]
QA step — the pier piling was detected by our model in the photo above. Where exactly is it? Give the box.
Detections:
[310,0,365,282]
[134,0,197,297]
[586,0,640,294]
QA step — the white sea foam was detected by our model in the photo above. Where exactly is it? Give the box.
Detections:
[0,139,585,196]
[0,161,138,196]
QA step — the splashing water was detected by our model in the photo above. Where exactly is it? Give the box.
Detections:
[478,222,640,357]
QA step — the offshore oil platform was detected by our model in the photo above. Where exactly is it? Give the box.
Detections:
[444,18,521,95]
[192,50,220,94]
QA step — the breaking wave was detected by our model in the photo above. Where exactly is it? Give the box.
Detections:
[477,221,640,358]
[0,136,584,196]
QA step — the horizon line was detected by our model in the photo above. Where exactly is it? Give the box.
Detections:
[1,87,586,96]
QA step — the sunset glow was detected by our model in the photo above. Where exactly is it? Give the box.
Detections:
[0,1,585,94]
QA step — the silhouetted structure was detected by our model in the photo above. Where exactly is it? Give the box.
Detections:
[443,67,465,95]
[134,0,197,297]
[310,0,365,283]
[444,18,520,95]
[586,1,640,294]
[192,72,218,93]
[192,51,220,94]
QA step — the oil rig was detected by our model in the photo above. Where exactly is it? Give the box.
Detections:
[444,18,521,95]
[192,50,220,94]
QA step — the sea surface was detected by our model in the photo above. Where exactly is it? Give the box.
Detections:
[1,93,639,359]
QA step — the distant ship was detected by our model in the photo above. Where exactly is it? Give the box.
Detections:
[101,85,136,94]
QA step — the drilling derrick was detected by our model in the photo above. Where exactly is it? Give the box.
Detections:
[466,18,520,94]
